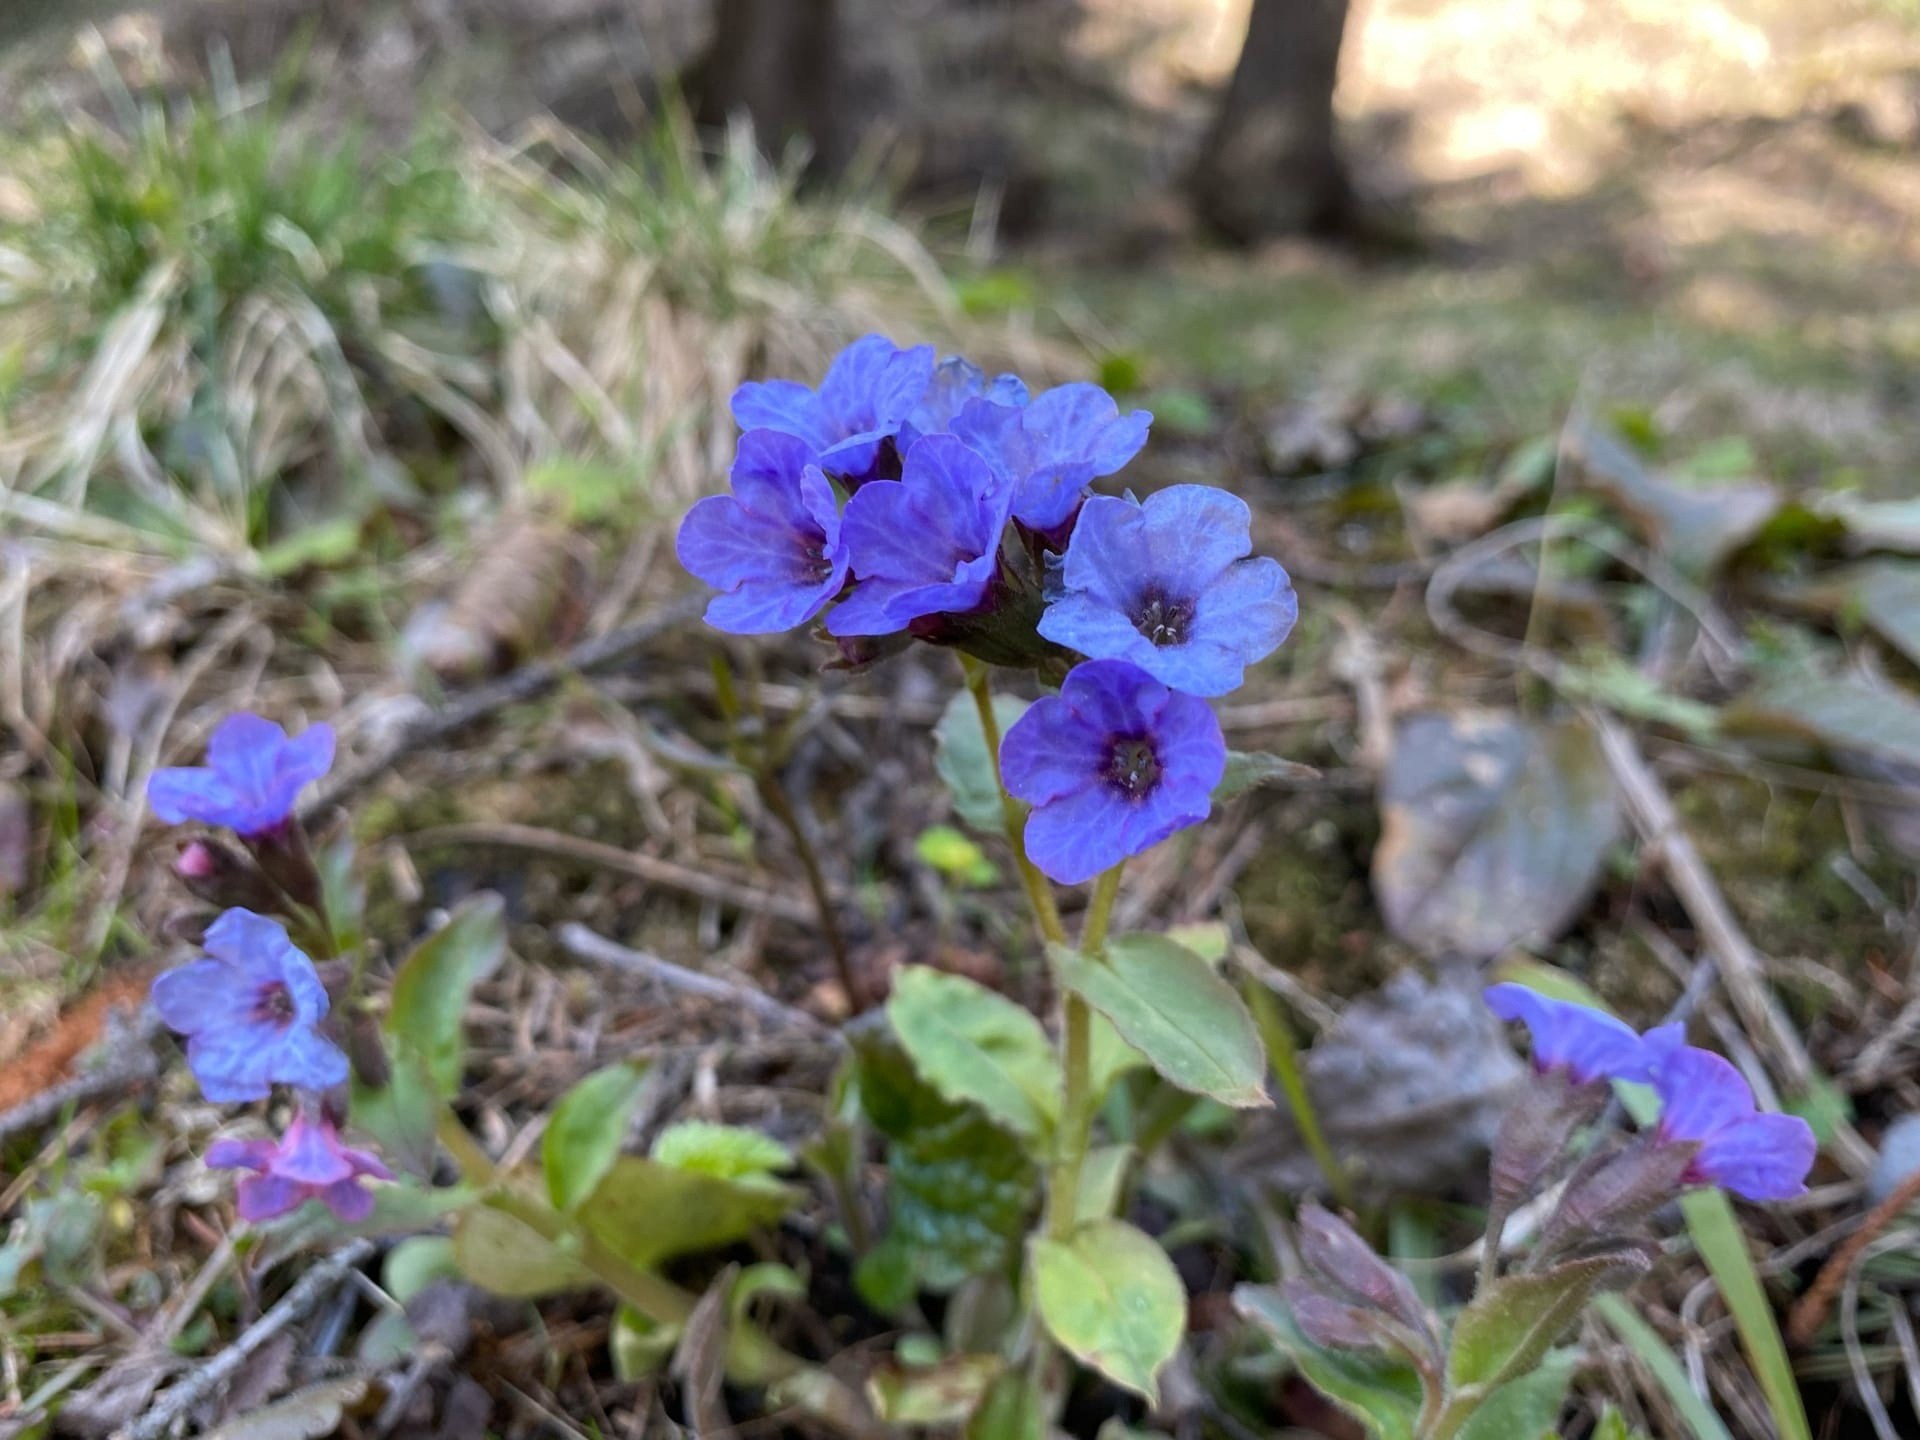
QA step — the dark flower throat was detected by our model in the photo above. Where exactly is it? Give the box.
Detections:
[1106,736,1162,800]
[1133,589,1194,647]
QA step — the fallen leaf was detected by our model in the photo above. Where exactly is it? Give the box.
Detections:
[1230,967,1526,1196]
[1563,421,1779,576]
[1373,710,1620,962]
[1725,671,1920,771]
[204,1377,369,1440]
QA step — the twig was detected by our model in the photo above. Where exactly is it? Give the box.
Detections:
[1786,1168,1920,1346]
[119,1239,376,1440]
[1593,712,1874,1176]
[558,923,840,1042]
[307,595,702,814]
[404,822,818,925]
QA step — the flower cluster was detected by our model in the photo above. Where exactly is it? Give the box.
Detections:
[1485,982,1816,1203]
[146,714,386,1223]
[677,336,1298,884]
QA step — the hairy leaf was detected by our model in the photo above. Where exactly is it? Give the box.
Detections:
[1031,1220,1185,1403]
[387,894,506,1096]
[580,1157,800,1272]
[1235,1284,1422,1440]
[1051,935,1268,1108]
[888,967,1059,1143]
[453,1204,593,1298]
[543,1062,648,1214]
[935,689,1031,832]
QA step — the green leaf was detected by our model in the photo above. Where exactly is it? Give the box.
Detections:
[916,825,1000,887]
[1592,1294,1735,1440]
[1453,1349,1576,1440]
[851,1032,1038,1297]
[1680,1189,1810,1440]
[1234,1284,1422,1440]
[349,1046,440,1178]
[1030,1219,1186,1403]
[935,690,1030,833]
[387,893,507,1096]
[1215,751,1319,802]
[543,1062,648,1214]
[1826,557,1920,726]
[1591,1403,1652,1440]
[1725,670,1920,772]
[887,967,1060,1144]
[525,456,635,525]
[611,1303,682,1381]
[651,1121,792,1185]
[965,1369,1044,1440]
[256,514,365,577]
[1075,1144,1134,1224]
[1050,935,1269,1108]
[868,1354,1005,1427]
[382,1235,458,1304]
[1448,1256,1645,1392]
[579,1156,800,1272]
[1608,1027,1809,1440]
[453,1203,593,1297]
[1087,1014,1148,1104]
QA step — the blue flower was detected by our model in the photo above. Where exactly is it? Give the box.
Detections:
[731,334,935,484]
[900,355,1028,450]
[148,713,334,837]
[828,434,1014,636]
[1000,659,1225,884]
[150,909,349,1103]
[1038,485,1297,697]
[1483,983,1656,1086]
[208,1110,392,1224]
[677,430,851,633]
[1649,1043,1816,1201]
[950,382,1151,533]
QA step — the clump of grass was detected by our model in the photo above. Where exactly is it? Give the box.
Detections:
[0,66,492,550]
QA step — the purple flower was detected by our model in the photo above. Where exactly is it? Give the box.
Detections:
[677,430,851,633]
[731,334,935,484]
[1038,486,1297,697]
[1000,659,1226,884]
[1483,983,1655,1087]
[950,382,1151,533]
[1650,1044,1816,1202]
[150,909,348,1103]
[148,713,334,837]
[208,1110,393,1223]
[900,355,1028,450]
[828,434,1014,636]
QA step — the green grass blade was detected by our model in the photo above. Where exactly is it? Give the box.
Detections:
[1677,1189,1810,1440]
[1241,976,1352,1210]
[1593,1293,1736,1440]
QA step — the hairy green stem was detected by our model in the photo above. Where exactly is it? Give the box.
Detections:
[960,655,1065,947]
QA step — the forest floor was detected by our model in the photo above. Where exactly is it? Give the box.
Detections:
[4,2,1920,1438]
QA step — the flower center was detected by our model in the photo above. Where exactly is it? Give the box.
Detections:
[1105,735,1161,801]
[253,981,296,1028]
[1132,589,1195,648]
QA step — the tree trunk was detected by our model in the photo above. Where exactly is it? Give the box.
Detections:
[692,0,844,175]
[1189,0,1353,243]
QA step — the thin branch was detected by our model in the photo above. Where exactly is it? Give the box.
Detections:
[558,922,839,1042]
[1594,713,1874,1177]
[306,595,702,815]
[120,1239,376,1440]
